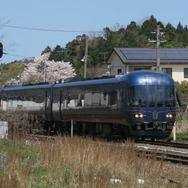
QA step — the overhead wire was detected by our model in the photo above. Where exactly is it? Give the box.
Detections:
[0,24,99,33]
[0,24,101,61]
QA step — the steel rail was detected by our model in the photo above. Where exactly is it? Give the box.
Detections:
[136,146,188,165]
[136,140,188,149]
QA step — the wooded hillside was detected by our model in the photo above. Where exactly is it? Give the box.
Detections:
[1,15,188,84]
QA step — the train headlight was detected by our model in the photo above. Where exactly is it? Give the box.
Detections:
[135,114,139,118]
[133,113,145,118]
[139,114,144,118]
[166,113,173,118]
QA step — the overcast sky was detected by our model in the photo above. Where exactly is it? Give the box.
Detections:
[1,0,188,63]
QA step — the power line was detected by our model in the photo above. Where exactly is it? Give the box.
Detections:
[6,53,31,58]
[0,24,98,33]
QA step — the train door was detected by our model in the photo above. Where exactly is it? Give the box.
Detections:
[59,90,63,120]
[51,88,62,121]
[45,89,52,121]
[164,85,176,113]
[60,88,67,120]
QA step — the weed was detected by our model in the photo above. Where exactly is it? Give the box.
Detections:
[0,136,187,187]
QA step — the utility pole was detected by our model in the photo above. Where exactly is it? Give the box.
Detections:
[84,36,88,78]
[149,25,166,71]
[44,63,46,82]
[156,25,160,71]
[0,42,3,58]
[41,61,46,82]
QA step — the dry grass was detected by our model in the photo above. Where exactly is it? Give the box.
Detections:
[0,137,188,187]
[175,111,188,133]
[0,110,188,187]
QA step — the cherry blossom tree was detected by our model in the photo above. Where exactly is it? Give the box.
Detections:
[19,53,76,84]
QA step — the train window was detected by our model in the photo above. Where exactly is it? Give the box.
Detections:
[26,96,32,101]
[34,95,44,103]
[165,86,175,107]
[127,86,146,107]
[84,93,92,107]
[156,86,163,107]
[109,91,117,106]
[2,95,7,101]
[22,95,26,101]
[92,92,100,106]
[77,93,84,107]
[148,85,155,107]
[17,96,22,101]
[67,93,78,108]
[101,92,109,106]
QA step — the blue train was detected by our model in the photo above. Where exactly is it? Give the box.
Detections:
[0,70,176,139]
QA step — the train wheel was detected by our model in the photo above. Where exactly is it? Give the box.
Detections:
[103,124,113,138]
[43,121,54,135]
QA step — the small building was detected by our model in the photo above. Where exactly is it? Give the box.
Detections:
[108,48,188,82]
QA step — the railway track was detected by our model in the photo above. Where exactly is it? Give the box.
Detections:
[136,140,188,149]
[136,145,188,165]
[135,140,188,165]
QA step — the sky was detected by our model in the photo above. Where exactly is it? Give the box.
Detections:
[1,0,188,64]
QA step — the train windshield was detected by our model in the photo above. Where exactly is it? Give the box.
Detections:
[127,85,175,108]
[165,86,176,107]
[148,85,163,107]
[127,86,146,107]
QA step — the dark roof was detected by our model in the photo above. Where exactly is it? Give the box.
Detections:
[114,48,188,61]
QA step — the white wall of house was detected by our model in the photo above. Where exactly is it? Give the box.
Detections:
[108,51,188,82]
[109,55,126,75]
[160,64,188,82]
[110,61,188,82]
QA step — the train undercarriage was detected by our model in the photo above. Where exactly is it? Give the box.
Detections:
[36,121,132,139]
[6,111,172,140]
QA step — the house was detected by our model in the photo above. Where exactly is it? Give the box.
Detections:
[108,48,188,82]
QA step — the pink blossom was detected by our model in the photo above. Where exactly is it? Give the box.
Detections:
[19,53,76,84]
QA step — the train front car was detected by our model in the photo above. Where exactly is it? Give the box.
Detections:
[124,70,176,139]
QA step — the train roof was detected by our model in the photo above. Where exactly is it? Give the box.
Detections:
[124,70,175,86]
[0,70,175,92]
[0,75,124,92]
[1,82,53,91]
[55,70,174,88]
[54,75,123,88]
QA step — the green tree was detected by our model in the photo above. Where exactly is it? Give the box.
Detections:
[49,45,65,61]
[0,61,25,86]
[41,46,52,55]
[176,22,184,33]
[164,23,176,42]
[127,21,140,31]
[140,15,158,38]
[181,30,188,47]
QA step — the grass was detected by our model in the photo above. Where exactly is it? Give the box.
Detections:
[0,110,187,187]
[175,111,188,140]
[0,137,187,187]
